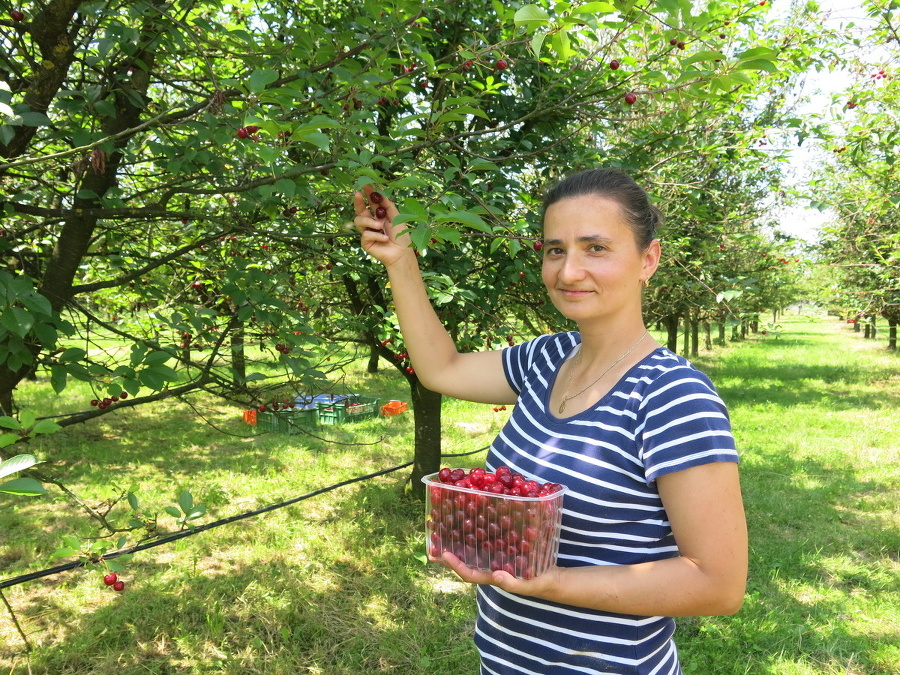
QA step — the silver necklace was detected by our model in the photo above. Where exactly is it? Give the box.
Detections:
[558,331,649,414]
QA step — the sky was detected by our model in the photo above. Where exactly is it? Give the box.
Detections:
[771,0,882,243]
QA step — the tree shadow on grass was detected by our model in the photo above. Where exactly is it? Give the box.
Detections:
[2,482,478,675]
[699,338,900,412]
[678,446,899,675]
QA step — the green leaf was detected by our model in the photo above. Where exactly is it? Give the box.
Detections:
[50,365,68,394]
[143,351,171,366]
[177,490,194,514]
[530,31,547,58]
[58,347,87,362]
[572,2,617,14]
[1,307,33,337]
[736,47,779,60]
[294,129,330,151]
[0,477,46,496]
[50,547,81,558]
[163,506,181,518]
[434,210,491,233]
[0,416,22,430]
[682,50,727,66]
[392,199,429,227]
[248,69,279,93]
[127,492,139,511]
[735,59,779,73]
[32,419,60,435]
[514,5,550,30]
[32,322,58,347]
[0,432,20,448]
[0,453,36,479]
[275,178,296,199]
[550,27,573,61]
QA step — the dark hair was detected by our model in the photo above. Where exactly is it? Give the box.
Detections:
[541,168,663,250]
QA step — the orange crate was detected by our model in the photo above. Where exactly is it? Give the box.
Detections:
[381,400,408,416]
[243,409,258,426]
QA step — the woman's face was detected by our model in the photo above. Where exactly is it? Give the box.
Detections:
[541,194,659,326]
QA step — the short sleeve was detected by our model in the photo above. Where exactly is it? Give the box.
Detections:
[637,367,738,483]
[501,332,579,396]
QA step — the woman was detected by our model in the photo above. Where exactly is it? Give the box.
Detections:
[354,168,747,675]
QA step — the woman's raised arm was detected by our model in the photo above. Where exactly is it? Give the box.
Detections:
[353,187,516,405]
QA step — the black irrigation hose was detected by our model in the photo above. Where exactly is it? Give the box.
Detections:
[0,446,490,591]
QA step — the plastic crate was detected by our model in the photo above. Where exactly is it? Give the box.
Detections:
[422,470,567,580]
[243,409,258,426]
[316,396,379,425]
[381,400,408,417]
[295,393,354,410]
[256,408,317,434]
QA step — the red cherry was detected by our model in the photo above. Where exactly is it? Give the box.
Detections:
[624,92,637,105]
[533,240,543,252]
[669,38,678,45]
[677,41,686,49]
[495,59,509,70]
[112,580,125,592]
[90,399,99,407]
[119,392,128,399]
[369,191,384,204]
[103,573,118,586]
[236,127,249,139]
[609,59,620,70]
[10,10,24,21]
[375,206,388,219]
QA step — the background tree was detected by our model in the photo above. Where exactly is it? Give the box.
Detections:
[0,0,832,504]
[806,0,900,349]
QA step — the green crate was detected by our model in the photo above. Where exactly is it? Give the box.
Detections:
[256,408,317,434]
[316,396,380,425]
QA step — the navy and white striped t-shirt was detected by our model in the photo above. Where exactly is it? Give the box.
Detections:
[476,331,738,675]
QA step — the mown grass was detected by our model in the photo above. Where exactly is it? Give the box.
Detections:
[1,313,898,674]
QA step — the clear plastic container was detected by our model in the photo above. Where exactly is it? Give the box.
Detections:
[422,471,566,580]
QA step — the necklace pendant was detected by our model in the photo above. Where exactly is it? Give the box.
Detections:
[558,400,566,415]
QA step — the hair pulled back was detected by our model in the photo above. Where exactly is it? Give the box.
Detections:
[541,168,663,250]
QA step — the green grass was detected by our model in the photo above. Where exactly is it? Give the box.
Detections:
[1,314,898,674]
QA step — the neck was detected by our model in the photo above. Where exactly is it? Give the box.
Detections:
[575,322,652,364]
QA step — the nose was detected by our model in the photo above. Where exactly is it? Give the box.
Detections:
[557,252,586,284]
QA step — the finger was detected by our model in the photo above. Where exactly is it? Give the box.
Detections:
[353,191,370,217]
[441,551,495,585]
[361,185,399,221]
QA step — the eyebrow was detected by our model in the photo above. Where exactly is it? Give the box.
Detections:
[542,235,614,246]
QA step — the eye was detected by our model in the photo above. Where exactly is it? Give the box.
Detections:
[588,244,607,253]
[545,247,564,256]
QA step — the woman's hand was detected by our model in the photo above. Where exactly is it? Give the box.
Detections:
[440,551,559,598]
[353,186,414,267]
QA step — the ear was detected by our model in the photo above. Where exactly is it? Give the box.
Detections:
[641,239,661,284]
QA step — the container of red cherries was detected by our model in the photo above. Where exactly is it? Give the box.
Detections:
[422,466,567,580]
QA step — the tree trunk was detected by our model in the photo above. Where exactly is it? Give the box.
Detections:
[889,321,897,351]
[718,322,726,346]
[367,344,380,373]
[662,315,679,352]
[703,321,712,351]
[409,380,443,499]
[682,315,690,355]
[690,315,699,357]
[231,326,246,385]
